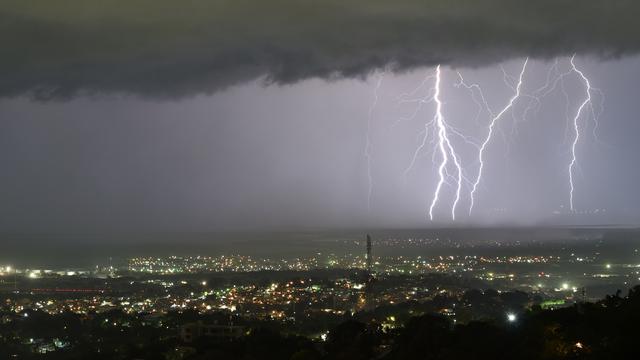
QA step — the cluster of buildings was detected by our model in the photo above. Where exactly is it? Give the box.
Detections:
[125,253,564,276]
[1,235,638,322]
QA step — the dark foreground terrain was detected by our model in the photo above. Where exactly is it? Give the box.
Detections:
[2,286,640,360]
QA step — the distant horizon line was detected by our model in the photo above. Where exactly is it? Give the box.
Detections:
[0,223,638,238]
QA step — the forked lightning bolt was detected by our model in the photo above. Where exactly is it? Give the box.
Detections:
[568,55,593,212]
[403,65,464,221]
[432,66,464,221]
[516,56,601,211]
[468,58,529,215]
[369,56,601,221]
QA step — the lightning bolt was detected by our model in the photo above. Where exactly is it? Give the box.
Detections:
[387,57,601,220]
[468,58,529,215]
[403,65,464,221]
[365,72,384,211]
[432,66,464,221]
[568,55,593,212]
[402,71,439,179]
[516,56,602,211]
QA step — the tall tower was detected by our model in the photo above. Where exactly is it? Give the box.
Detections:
[363,234,374,311]
[366,234,372,273]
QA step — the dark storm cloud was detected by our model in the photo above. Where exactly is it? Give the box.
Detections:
[1,0,638,99]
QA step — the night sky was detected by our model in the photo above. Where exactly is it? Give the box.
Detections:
[1,1,640,233]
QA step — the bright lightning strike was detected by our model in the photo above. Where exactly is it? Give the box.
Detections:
[516,56,602,211]
[365,73,384,211]
[468,58,529,215]
[432,66,464,221]
[568,55,593,212]
[383,57,601,221]
[403,65,464,221]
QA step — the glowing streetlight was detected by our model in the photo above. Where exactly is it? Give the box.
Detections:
[507,313,517,322]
